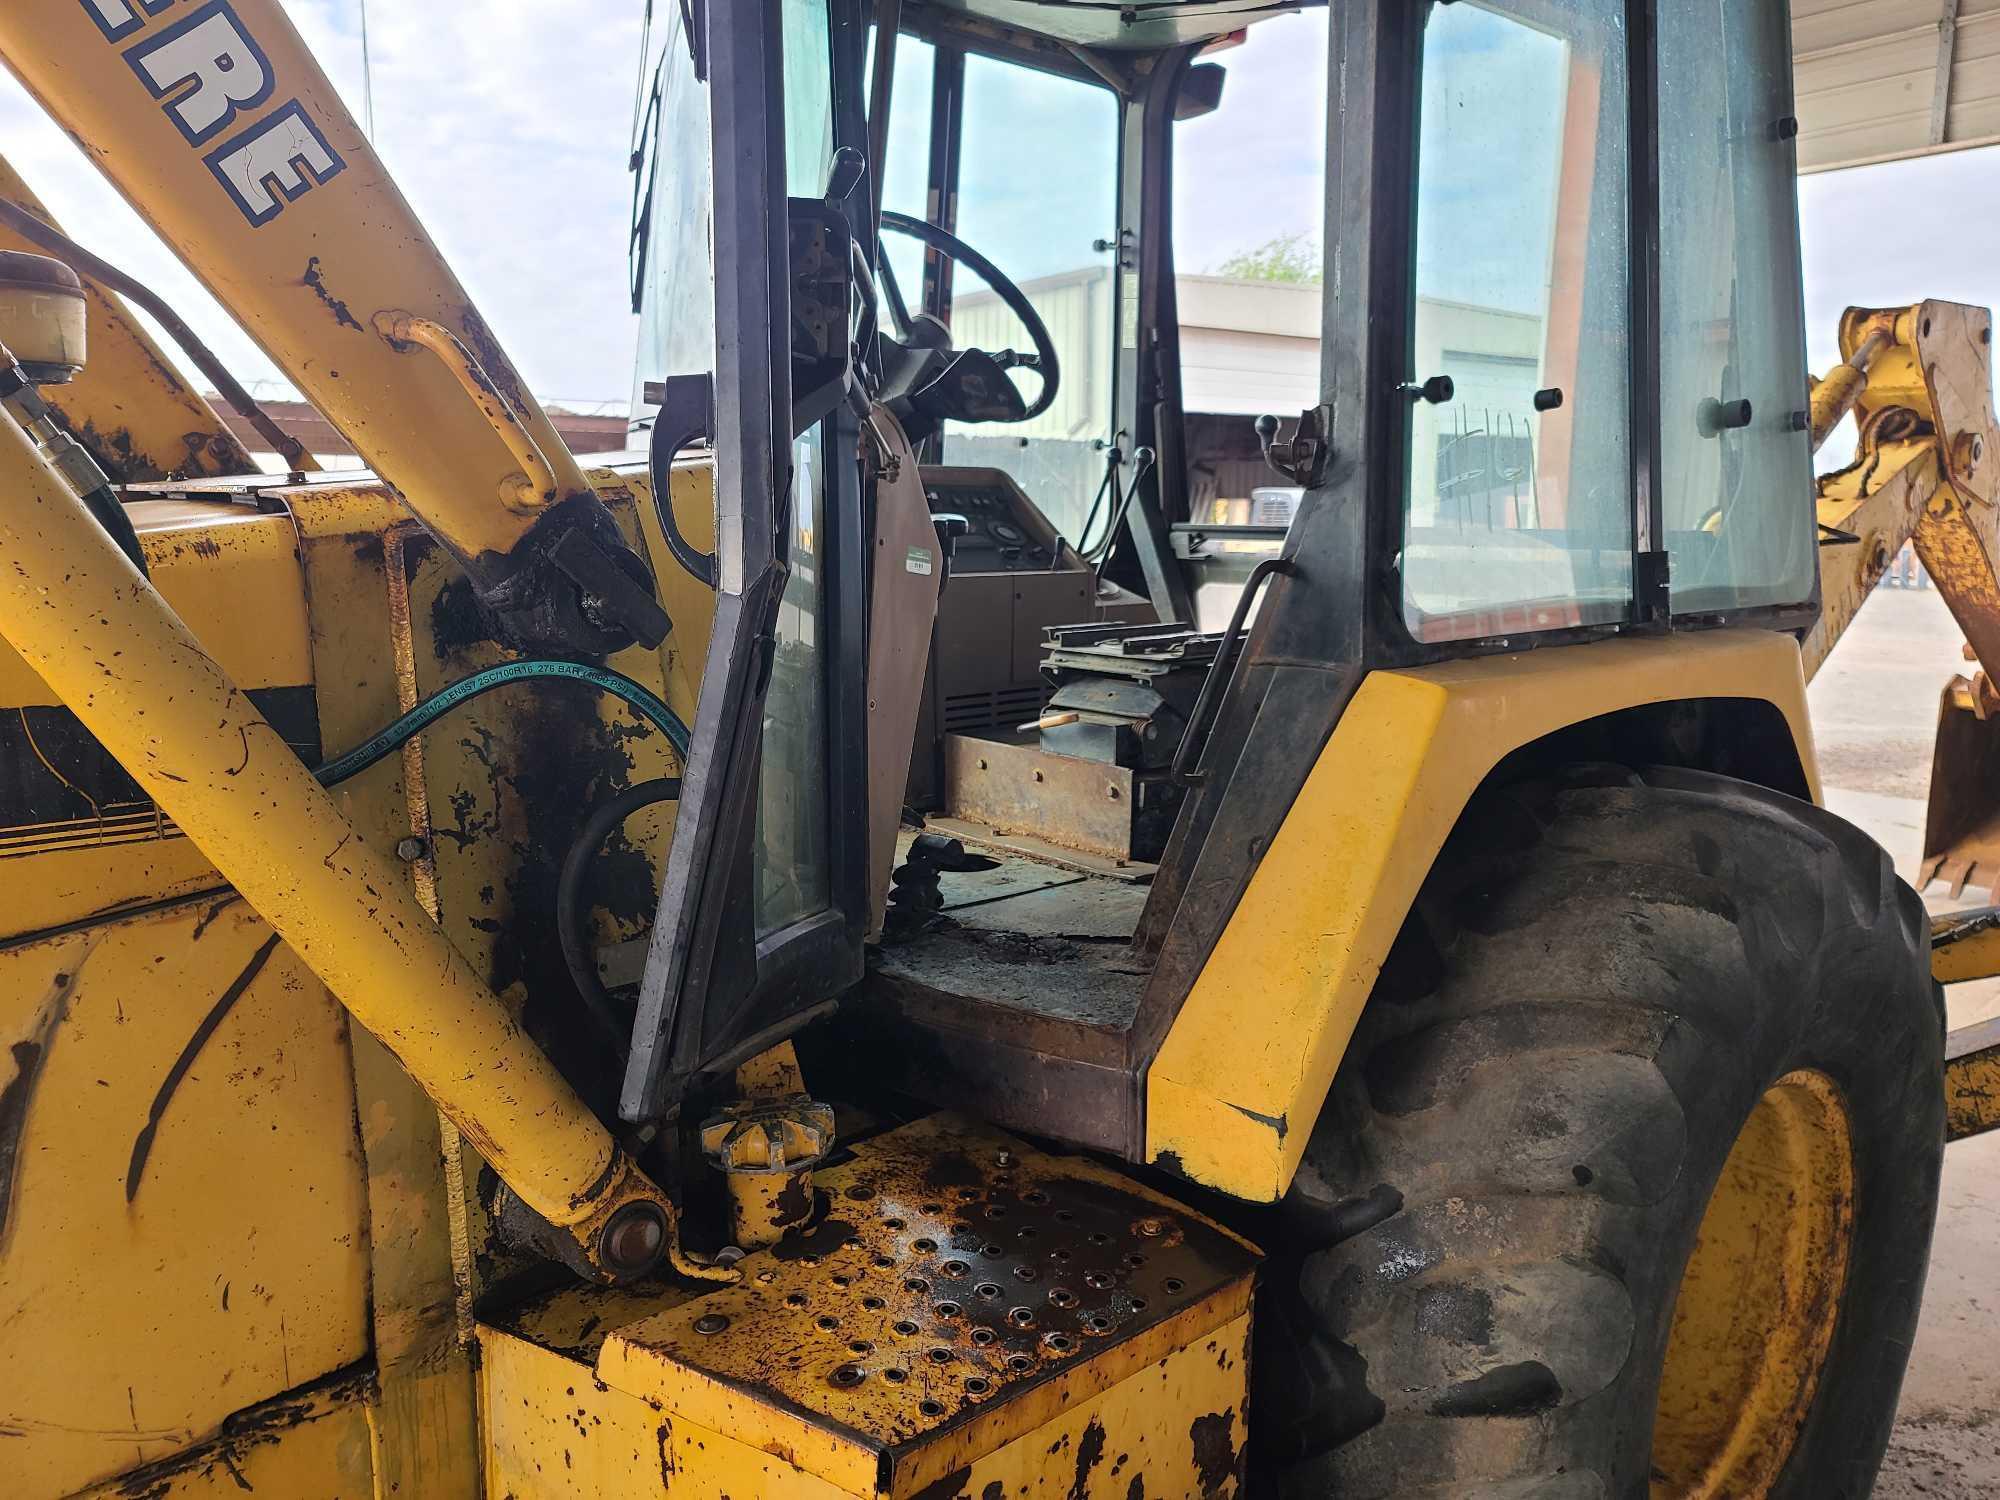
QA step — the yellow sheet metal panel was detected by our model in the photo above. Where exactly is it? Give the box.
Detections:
[483,1116,1254,1498]
[348,1020,484,1500]
[0,497,316,941]
[621,459,718,704]
[0,152,251,481]
[0,0,593,563]
[67,1369,378,1499]
[483,1314,1250,1500]
[0,901,370,1497]
[0,413,654,1248]
[480,1326,858,1500]
[0,502,313,706]
[393,515,686,1008]
[1148,629,1816,1201]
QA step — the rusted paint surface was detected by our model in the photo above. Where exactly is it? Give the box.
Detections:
[395,516,684,1118]
[85,1364,376,1499]
[302,256,364,333]
[480,1119,1257,1498]
[1946,1016,2000,1141]
[576,1114,1256,1496]
[482,1291,1252,1498]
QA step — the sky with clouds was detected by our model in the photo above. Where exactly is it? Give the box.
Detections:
[0,0,646,406]
[2,1,2000,412]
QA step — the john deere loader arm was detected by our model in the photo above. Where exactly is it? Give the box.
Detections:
[0,0,667,655]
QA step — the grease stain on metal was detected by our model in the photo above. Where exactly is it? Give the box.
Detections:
[126,932,283,1202]
[0,958,87,1249]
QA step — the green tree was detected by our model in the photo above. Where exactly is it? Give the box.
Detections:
[1213,230,1322,284]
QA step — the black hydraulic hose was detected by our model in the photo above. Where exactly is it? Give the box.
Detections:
[77,477,148,575]
[557,777,681,1048]
[314,659,691,788]
[0,197,316,473]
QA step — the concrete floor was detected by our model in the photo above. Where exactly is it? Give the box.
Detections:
[1806,585,2000,1494]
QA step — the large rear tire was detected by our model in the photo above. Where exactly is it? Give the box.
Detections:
[1251,766,1945,1498]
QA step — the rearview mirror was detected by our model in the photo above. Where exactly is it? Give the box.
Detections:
[1176,62,1227,121]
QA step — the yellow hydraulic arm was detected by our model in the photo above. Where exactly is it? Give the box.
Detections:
[0,0,667,655]
[0,2,701,1273]
[1803,300,2000,1142]
[0,365,722,1285]
[1802,302,2000,684]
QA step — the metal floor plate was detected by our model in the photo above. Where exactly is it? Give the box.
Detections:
[597,1114,1258,1480]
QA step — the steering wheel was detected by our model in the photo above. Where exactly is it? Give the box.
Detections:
[876,209,1062,423]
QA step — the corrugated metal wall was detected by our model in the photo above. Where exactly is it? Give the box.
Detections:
[1794,0,2000,171]
[948,267,1113,442]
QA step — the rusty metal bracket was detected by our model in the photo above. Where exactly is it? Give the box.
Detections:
[1254,404,1332,489]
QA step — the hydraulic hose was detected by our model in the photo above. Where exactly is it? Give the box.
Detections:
[557,777,682,1049]
[315,659,691,788]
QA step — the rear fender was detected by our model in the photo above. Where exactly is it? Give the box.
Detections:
[1143,629,1816,1201]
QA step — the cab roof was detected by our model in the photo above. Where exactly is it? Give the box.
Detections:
[912,0,1314,53]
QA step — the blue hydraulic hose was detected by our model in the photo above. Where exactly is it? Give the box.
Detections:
[315,659,692,789]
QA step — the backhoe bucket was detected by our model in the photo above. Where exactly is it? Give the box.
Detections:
[1921,674,2000,897]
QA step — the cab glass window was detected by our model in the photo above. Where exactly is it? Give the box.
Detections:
[753,0,837,939]
[1403,0,1633,643]
[630,4,714,411]
[875,33,935,308]
[1658,0,1814,613]
[938,55,1119,541]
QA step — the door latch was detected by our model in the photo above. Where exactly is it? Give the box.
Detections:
[1254,404,1332,489]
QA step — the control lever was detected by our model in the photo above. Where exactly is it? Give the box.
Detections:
[823,145,866,205]
[932,512,970,598]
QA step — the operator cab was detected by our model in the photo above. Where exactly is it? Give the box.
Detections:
[623,0,1814,1167]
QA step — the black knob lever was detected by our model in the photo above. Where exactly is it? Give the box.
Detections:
[1399,375,1455,405]
[1698,396,1755,436]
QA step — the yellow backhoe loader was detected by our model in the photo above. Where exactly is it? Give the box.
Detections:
[0,1,1997,1496]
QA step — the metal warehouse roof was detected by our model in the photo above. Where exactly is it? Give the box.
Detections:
[1794,0,2000,171]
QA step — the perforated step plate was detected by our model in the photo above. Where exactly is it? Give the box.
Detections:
[481,1114,1259,1498]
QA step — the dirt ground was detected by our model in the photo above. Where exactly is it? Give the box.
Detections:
[1808,584,2000,1494]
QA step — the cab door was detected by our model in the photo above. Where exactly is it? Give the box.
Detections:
[621,0,871,1125]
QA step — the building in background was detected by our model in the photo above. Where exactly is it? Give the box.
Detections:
[210,397,632,472]
[955,266,1548,532]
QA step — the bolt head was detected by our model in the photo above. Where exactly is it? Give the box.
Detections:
[394,836,428,862]
[693,1312,730,1335]
[1137,1217,1168,1238]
